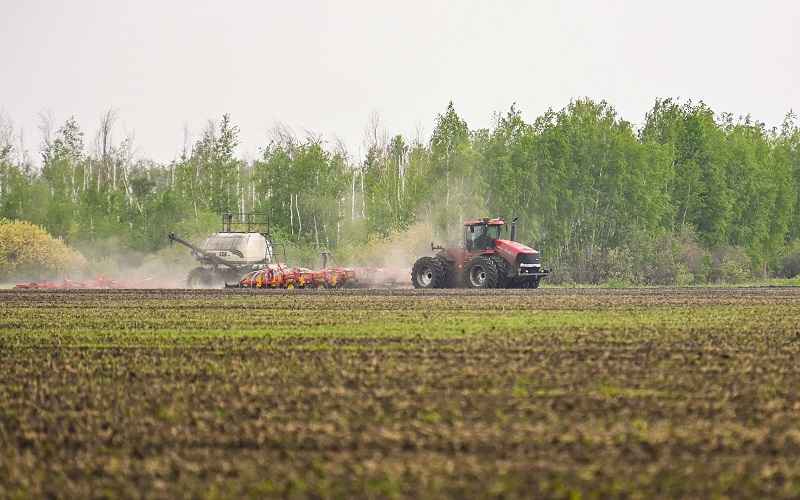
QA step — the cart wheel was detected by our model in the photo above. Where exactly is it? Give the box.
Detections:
[316,282,328,290]
[285,281,296,290]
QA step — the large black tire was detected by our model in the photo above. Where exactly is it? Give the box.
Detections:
[412,257,445,289]
[508,278,540,289]
[464,256,500,289]
[488,255,509,288]
[186,267,212,289]
[437,257,455,288]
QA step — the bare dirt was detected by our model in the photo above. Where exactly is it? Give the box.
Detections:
[1,287,799,498]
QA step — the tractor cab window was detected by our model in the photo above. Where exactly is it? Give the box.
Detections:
[486,225,500,245]
[465,225,480,252]
[465,224,500,251]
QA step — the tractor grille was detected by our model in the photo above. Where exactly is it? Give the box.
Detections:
[515,252,541,266]
[515,252,541,275]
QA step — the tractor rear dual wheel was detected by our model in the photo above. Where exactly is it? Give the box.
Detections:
[412,257,447,289]
[438,257,455,288]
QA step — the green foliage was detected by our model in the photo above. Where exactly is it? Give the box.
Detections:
[427,102,486,235]
[253,137,347,249]
[0,218,86,281]
[706,247,752,284]
[1,101,798,284]
[176,114,241,214]
[362,134,427,235]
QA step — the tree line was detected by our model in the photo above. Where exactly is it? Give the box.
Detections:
[1,98,799,284]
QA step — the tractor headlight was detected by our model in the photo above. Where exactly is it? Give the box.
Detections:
[519,263,541,274]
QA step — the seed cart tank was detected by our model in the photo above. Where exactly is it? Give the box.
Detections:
[168,213,280,288]
[199,232,272,266]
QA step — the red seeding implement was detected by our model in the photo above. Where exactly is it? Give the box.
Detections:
[412,217,551,289]
[226,253,410,289]
[14,276,160,290]
[231,266,346,290]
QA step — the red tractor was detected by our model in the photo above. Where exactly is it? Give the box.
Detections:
[411,217,550,289]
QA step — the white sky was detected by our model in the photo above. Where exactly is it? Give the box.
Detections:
[1,0,798,165]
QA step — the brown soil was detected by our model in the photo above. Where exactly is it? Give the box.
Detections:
[1,287,799,498]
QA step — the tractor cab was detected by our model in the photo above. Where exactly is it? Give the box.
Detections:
[464,218,503,252]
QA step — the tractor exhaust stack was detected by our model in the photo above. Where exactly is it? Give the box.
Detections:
[510,217,518,242]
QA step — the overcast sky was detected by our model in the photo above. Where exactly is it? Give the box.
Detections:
[2,0,798,165]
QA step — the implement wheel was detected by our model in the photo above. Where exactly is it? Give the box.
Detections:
[186,268,212,289]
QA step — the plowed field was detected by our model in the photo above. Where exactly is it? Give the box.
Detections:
[2,288,800,498]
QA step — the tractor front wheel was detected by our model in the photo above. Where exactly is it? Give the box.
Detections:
[487,255,509,288]
[411,257,445,289]
[509,278,540,289]
[464,256,500,289]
